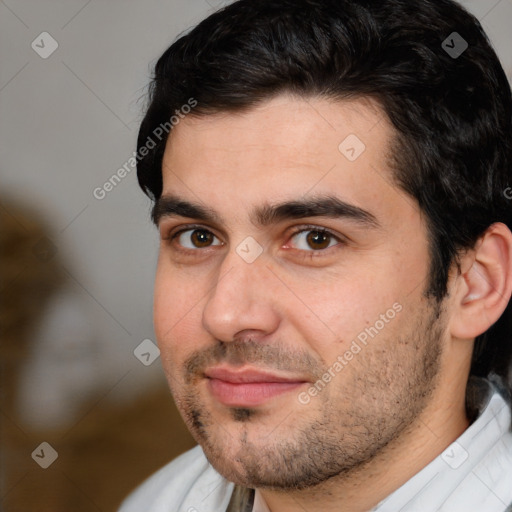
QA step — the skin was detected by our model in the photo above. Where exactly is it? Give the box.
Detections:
[153,94,512,512]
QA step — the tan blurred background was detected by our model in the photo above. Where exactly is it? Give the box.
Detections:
[1,0,511,510]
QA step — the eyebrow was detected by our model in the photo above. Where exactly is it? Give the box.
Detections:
[152,194,380,230]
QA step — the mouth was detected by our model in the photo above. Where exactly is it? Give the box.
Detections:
[204,366,309,407]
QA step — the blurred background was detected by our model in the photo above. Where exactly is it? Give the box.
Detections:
[0,0,511,510]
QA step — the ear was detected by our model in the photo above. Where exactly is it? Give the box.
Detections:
[449,222,512,340]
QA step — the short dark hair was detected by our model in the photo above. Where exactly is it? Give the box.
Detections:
[137,0,512,393]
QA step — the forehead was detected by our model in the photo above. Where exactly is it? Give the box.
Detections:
[160,94,413,227]
[164,94,388,170]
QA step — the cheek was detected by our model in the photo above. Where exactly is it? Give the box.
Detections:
[285,269,401,353]
[154,294,202,388]
[153,262,204,352]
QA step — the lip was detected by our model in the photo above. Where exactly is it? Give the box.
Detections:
[205,366,308,407]
[205,366,306,384]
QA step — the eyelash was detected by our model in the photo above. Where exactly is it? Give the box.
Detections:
[165,224,345,258]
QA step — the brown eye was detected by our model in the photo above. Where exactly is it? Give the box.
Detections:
[290,228,340,251]
[190,230,214,247]
[175,229,222,249]
[306,231,331,250]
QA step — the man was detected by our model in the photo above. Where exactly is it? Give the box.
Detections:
[119,0,512,510]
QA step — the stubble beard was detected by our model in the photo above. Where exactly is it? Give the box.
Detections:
[171,298,445,491]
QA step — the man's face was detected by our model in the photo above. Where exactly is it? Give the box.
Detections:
[153,95,448,489]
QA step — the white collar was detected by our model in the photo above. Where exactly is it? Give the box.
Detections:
[373,377,512,511]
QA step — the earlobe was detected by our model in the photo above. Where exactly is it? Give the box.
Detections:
[450,223,512,340]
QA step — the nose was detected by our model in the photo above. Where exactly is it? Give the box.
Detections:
[202,249,281,343]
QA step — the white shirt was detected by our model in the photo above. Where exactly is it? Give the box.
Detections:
[119,376,512,512]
